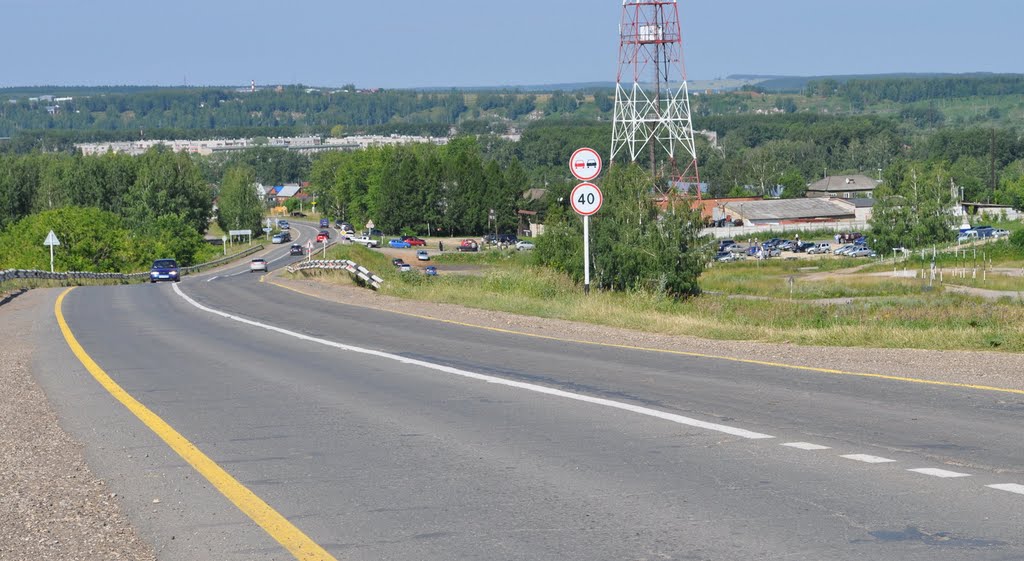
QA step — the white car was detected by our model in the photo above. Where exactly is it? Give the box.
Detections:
[416,250,430,261]
[249,258,268,273]
[515,240,535,251]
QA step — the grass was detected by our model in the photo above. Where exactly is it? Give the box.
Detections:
[287,241,1024,353]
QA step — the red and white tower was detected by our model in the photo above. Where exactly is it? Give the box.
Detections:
[611,0,700,199]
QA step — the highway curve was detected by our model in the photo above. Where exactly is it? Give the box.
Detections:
[29,222,1024,560]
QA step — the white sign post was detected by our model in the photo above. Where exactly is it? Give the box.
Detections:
[43,230,61,273]
[305,239,314,261]
[569,182,604,295]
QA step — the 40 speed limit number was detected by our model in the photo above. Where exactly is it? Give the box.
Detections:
[570,182,603,216]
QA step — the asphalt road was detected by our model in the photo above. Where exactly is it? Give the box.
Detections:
[31,225,1024,560]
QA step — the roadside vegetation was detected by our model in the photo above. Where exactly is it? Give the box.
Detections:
[294,238,1024,353]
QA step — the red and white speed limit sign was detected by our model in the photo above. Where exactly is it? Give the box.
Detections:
[570,182,603,216]
[569,147,602,181]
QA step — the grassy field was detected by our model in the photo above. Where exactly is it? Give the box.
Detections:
[290,243,1024,353]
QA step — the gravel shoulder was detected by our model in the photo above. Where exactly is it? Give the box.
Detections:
[0,288,156,561]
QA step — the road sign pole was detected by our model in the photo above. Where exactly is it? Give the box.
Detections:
[583,215,590,295]
[49,243,54,273]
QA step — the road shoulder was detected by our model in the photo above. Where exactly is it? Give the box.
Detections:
[0,288,156,561]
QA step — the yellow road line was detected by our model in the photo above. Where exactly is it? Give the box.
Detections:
[54,287,337,561]
[266,279,1024,397]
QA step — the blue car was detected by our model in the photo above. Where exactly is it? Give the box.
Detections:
[425,265,438,276]
[388,239,411,248]
[150,258,180,283]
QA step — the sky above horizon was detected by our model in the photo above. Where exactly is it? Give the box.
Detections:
[3,0,1021,89]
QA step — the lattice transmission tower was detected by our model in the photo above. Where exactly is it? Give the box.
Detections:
[611,0,701,200]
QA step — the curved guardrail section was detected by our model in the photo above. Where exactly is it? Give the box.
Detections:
[0,245,265,289]
[286,259,384,290]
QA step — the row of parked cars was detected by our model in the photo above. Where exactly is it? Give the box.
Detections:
[957,226,1009,243]
[715,236,878,262]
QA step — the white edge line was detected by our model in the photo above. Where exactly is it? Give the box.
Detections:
[987,483,1024,495]
[840,454,896,464]
[782,442,830,450]
[171,283,775,441]
[206,276,219,283]
[907,468,971,478]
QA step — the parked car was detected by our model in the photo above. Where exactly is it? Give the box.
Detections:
[833,244,855,256]
[416,250,430,261]
[250,258,268,272]
[515,240,535,251]
[291,211,307,217]
[289,243,304,256]
[149,258,180,283]
[392,258,406,267]
[848,247,877,257]
[761,247,782,258]
[807,242,831,255]
[398,263,412,272]
[348,236,380,248]
[993,228,1010,238]
[485,233,519,245]
[457,239,479,252]
[718,239,736,252]
[403,236,427,246]
[792,241,815,253]
[424,265,438,276]
[388,239,411,248]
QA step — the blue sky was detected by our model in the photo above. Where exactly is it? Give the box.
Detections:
[3,0,1021,88]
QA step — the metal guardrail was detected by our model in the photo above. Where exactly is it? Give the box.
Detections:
[286,259,384,290]
[0,245,265,289]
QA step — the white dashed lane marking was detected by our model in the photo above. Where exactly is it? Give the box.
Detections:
[907,468,971,478]
[782,442,831,451]
[841,454,897,464]
[988,484,1024,495]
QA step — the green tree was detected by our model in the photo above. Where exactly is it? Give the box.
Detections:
[0,207,137,271]
[216,165,263,232]
[125,146,211,233]
[869,160,957,250]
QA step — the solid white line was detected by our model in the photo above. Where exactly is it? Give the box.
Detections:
[206,276,219,283]
[171,284,775,440]
[782,442,830,451]
[907,468,971,478]
[987,483,1024,495]
[840,454,896,464]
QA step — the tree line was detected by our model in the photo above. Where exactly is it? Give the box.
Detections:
[805,74,1024,106]
[0,147,216,269]
[310,137,528,237]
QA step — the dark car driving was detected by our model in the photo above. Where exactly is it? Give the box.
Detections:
[150,258,180,283]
